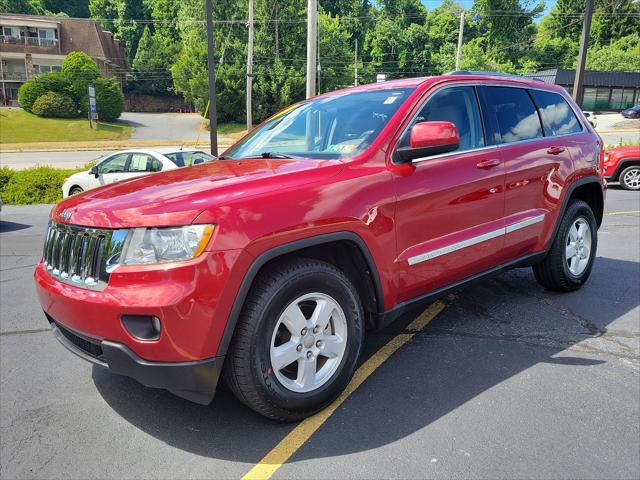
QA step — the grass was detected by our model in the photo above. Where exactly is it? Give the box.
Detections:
[0,108,132,144]
[216,122,246,135]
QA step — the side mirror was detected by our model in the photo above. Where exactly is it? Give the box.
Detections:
[89,166,99,177]
[396,121,460,163]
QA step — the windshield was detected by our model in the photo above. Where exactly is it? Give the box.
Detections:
[222,88,415,160]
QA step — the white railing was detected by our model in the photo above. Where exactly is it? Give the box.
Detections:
[0,35,58,47]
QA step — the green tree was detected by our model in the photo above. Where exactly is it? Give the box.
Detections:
[43,0,89,17]
[132,26,180,94]
[88,0,149,60]
[473,0,543,65]
[0,0,44,14]
[586,34,640,71]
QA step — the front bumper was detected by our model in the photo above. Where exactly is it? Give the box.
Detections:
[49,316,223,404]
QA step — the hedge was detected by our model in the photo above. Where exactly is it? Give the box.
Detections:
[0,166,84,205]
[32,91,78,118]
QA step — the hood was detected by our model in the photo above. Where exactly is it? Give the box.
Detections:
[52,158,344,228]
[607,145,640,156]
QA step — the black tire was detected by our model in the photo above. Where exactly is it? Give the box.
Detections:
[223,258,364,421]
[618,165,640,191]
[533,200,598,292]
[69,186,83,196]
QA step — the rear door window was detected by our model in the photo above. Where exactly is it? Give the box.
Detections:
[481,87,543,144]
[530,90,582,136]
[128,153,155,172]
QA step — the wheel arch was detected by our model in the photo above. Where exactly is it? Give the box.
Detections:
[549,176,604,249]
[612,158,640,180]
[217,232,384,357]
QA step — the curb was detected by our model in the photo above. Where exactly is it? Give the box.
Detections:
[1,141,234,154]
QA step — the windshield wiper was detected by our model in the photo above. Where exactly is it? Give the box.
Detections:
[260,152,294,159]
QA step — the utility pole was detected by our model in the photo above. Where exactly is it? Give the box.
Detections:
[274,2,279,59]
[205,0,218,156]
[246,0,254,130]
[354,38,358,86]
[572,0,594,107]
[306,0,317,98]
[455,11,465,71]
[317,14,320,95]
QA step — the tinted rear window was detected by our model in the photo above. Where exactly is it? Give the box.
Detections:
[483,87,543,144]
[530,90,582,136]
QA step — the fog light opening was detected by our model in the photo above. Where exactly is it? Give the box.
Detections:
[121,315,162,341]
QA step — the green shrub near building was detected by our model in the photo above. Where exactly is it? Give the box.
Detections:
[32,92,78,118]
[18,52,124,121]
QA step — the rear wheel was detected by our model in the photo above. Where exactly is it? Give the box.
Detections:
[224,258,364,421]
[69,186,83,196]
[533,200,597,292]
[619,165,640,191]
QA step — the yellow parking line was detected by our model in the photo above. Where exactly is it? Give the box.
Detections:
[606,210,640,216]
[241,299,448,480]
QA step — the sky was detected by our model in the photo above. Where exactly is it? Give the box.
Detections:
[421,0,558,19]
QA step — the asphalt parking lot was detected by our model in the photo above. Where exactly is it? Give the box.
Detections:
[1,189,639,480]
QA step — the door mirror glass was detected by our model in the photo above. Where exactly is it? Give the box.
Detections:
[89,166,99,177]
[397,121,460,163]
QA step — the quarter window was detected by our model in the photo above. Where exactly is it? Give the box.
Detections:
[400,86,485,152]
[530,90,582,136]
[482,87,543,144]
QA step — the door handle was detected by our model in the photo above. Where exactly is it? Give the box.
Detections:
[547,146,566,155]
[476,159,501,169]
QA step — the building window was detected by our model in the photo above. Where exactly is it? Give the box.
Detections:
[582,88,597,110]
[621,89,635,109]
[38,29,56,47]
[595,87,610,110]
[1,26,22,43]
[610,89,624,110]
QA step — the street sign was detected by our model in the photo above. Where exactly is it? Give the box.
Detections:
[88,85,98,127]
[376,73,386,83]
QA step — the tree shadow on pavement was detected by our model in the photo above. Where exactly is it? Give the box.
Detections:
[92,256,639,463]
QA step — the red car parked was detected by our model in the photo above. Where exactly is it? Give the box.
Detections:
[603,145,640,190]
[35,73,606,420]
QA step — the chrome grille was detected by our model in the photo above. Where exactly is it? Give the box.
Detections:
[42,221,129,291]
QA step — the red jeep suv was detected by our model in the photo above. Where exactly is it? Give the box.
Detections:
[602,145,640,190]
[35,73,605,420]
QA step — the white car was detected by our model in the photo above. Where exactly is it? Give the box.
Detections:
[62,148,215,198]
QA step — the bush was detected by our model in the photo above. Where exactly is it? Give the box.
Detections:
[32,91,78,118]
[1,166,81,205]
[18,72,71,113]
[0,166,15,192]
[94,77,124,121]
[63,52,101,114]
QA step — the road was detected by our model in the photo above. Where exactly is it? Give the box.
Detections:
[0,190,639,479]
[119,112,204,141]
[0,114,637,170]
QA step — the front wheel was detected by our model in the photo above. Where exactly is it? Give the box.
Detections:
[533,200,598,292]
[224,258,364,421]
[69,186,84,196]
[619,165,640,191]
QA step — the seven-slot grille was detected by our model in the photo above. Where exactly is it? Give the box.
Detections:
[42,221,127,290]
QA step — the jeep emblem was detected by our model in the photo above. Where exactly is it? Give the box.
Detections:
[58,210,72,221]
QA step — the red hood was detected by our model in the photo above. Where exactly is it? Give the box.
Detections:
[51,158,344,228]
[606,146,640,156]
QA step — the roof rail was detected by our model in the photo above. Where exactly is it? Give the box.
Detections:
[446,70,545,82]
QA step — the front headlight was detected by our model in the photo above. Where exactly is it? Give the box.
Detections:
[121,225,215,265]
